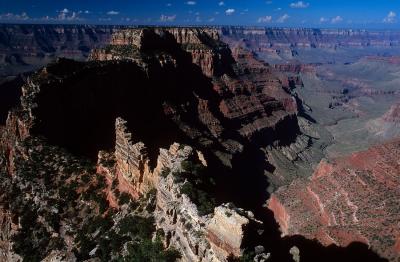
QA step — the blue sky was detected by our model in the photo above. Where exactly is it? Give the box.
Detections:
[1,0,400,28]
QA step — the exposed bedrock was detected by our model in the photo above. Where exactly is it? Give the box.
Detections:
[0,26,393,262]
[0,24,119,76]
[90,28,235,78]
[221,27,400,48]
[382,103,400,123]
[268,140,400,261]
[96,117,263,261]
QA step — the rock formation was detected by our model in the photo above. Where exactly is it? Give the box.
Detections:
[268,139,400,261]
[90,28,229,78]
[114,118,153,197]
[382,103,400,123]
[100,117,262,261]
[0,24,119,77]
[221,27,400,49]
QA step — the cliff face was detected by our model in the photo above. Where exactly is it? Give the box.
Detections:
[0,27,297,261]
[382,103,400,123]
[97,117,263,261]
[268,140,400,261]
[90,28,232,78]
[221,27,400,49]
[89,27,300,169]
[0,24,119,77]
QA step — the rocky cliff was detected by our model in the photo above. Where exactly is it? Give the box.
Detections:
[221,27,400,49]
[88,27,301,174]
[268,139,400,261]
[0,27,298,261]
[0,24,119,77]
[90,27,233,78]
[1,25,392,261]
[97,117,264,261]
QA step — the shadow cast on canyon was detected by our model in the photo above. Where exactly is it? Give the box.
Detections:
[23,39,387,261]
[0,75,24,124]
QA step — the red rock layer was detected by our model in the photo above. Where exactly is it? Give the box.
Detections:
[215,43,298,140]
[268,140,400,261]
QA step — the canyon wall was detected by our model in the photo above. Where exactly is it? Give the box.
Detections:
[0,24,120,76]
[221,27,400,48]
[100,117,264,261]
[90,27,230,78]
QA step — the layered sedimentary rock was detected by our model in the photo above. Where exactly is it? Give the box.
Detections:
[100,117,262,261]
[114,118,153,197]
[367,103,400,139]
[0,24,119,76]
[154,147,262,261]
[90,28,228,78]
[213,39,299,145]
[382,103,400,123]
[221,27,400,49]
[268,140,400,261]
[89,27,301,174]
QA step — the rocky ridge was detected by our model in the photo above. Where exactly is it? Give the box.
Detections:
[221,27,400,49]
[0,25,392,262]
[0,24,120,77]
[0,27,286,261]
[97,117,264,261]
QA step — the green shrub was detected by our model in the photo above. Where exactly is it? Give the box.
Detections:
[160,167,171,178]
[118,192,131,205]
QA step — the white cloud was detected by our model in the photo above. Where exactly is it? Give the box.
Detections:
[218,1,225,6]
[195,16,202,22]
[84,10,90,14]
[60,8,69,14]
[383,11,396,23]
[277,14,289,23]
[290,1,309,8]
[166,3,172,7]
[58,11,80,21]
[331,15,343,24]
[258,16,272,23]
[225,8,235,15]
[320,17,328,23]
[0,12,29,21]
[160,14,177,22]
[186,1,196,5]
[208,17,215,22]
[107,10,119,15]
[266,1,273,4]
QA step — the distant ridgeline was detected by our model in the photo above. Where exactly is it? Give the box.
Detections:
[2,24,400,77]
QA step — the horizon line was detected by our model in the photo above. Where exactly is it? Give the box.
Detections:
[1,22,400,32]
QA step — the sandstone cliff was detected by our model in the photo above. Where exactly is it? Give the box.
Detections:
[99,117,264,261]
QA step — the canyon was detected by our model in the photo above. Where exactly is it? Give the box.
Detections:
[1,25,400,261]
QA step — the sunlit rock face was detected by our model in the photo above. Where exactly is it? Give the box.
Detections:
[90,28,229,78]
[269,139,400,261]
[102,117,262,261]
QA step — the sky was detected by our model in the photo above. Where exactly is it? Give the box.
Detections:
[1,0,400,29]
